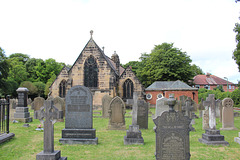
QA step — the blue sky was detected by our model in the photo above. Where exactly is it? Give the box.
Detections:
[0,0,240,83]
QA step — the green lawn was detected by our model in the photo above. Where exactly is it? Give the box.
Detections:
[1,109,240,160]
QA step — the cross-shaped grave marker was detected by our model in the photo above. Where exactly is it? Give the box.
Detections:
[36,100,67,160]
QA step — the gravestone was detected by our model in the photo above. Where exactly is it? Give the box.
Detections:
[53,96,65,122]
[155,97,168,118]
[234,132,240,144]
[137,99,148,129]
[221,98,236,130]
[153,95,191,160]
[108,96,126,130]
[199,94,229,146]
[33,97,45,119]
[215,99,222,118]
[14,87,32,123]
[198,98,204,118]
[102,95,112,118]
[27,98,32,106]
[10,99,17,109]
[59,85,98,145]
[182,97,196,131]
[124,92,144,145]
[36,100,67,160]
[202,106,209,130]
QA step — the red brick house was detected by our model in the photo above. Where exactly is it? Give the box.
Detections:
[192,73,237,92]
[145,80,198,105]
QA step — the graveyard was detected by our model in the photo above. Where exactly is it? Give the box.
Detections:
[0,106,240,159]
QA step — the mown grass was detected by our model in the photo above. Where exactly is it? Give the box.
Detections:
[0,108,240,160]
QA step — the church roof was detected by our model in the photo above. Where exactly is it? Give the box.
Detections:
[145,80,198,91]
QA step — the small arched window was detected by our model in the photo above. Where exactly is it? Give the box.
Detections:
[59,80,67,98]
[123,79,134,99]
[84,56,98,88]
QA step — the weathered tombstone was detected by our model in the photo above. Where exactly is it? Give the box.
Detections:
[102,94,112,118]
[36,100,67,160]
[53,96,65,122]
[10,99,17,109]
[155,97,168,117]
[234,132,240,144]
[198,98,205,118]
[215,99,221,118]
[59,85,98,145]
[199,94,229,146]
[221,98,236,130]
[202,106,209,130]
[182,97,196,131]
[108,96,126,130]
[137,99,148,129]
[14,87,32,123]
[27,98,32,106]
[33,97,45,119]
[153,95,191,160]
[124,92,144,145]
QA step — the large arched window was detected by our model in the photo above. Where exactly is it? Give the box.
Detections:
[59,80,67,98]
[84,56,98,88]
[123,79,134,99]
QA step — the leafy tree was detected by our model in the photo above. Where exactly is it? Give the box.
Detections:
[0,47,9,94]
[122,61,140,74]
[25,58,45,82]
[33,82,45,97]
[20,81,37,96]
[45,58,64,82]
[3,79,18,97]
[213,85,224,92]
[191,64,204,76]
[233,19,240,71]
[136,43,194,87]
[9,53,29,64]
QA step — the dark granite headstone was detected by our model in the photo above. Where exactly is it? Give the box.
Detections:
[137,99,148,129]
[59,85,98,145]
[14,87,32,123]
[199,94,229,146]
[36,100,67,160]
[153,95,191,160]
[108,96,126,130]
[102,94,112,118]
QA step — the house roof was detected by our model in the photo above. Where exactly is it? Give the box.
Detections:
[193,74,235,85]
[145,80,198,91]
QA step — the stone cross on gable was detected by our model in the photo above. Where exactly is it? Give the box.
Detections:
[37,100,60,153]
[203,94,221,130]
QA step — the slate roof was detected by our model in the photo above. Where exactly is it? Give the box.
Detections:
[193,75,235,85]
[145,80,198,91]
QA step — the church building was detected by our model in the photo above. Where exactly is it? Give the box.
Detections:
[49,31,144,107]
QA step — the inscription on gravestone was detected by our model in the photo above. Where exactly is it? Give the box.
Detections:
[153,95,191,160]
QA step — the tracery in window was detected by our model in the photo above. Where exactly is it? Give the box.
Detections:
[84,56,98,88]
[123,79,134,99]
[59,80,67,98]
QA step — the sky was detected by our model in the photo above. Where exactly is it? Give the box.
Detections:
[0,0,240,83]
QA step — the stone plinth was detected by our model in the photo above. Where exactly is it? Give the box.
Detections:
[59,129,98,145]
[36,150,67,160]
[199,129,229,146]
[124,125,144,145]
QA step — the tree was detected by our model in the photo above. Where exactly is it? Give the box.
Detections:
[0,47,9,93]
[191,64,204,76]
[44,74,56,96]
[20,81,37,96]
[136,43,194,87]
[33,82,45,97]
[122,61,140,74]
[233,19,240,71]
[231,88,240,107]
[9,53,29,64]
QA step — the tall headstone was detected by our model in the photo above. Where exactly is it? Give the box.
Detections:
[36,100,67,160]
[182,97,196,131]
[202,106,209,130]
[53,96,65,122]
[153,95,191,160]
[33,97,45,119]
[155,97,168,117]
[14,87,32,123]
[108,96,126,130]
[199,94,229,146]
[102,95,112,118]
[221,98,236,130]
[198,98,204,118]
[59,85,98,145]
[124,92,144,145]
[137,99,148,129]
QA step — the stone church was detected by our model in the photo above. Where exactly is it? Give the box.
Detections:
[49,31,144,107]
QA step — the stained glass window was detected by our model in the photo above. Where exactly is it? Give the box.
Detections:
[123,79,134,99]
[59,80,66,98]
[84,56,98,88]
